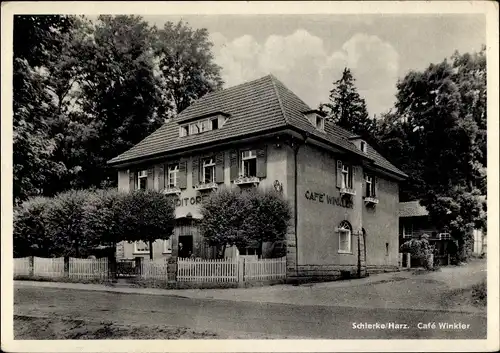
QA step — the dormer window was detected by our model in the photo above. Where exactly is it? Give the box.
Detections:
[211,118,219,130]
[315,116,325,131]
[179,114,227,137]
[360,141,367,153]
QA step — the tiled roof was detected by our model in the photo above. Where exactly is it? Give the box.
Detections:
[399,201,429,217]
[108,74,407,178]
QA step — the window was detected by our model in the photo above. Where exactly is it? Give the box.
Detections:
[315,115,325,131]
[202,157,215,184]
[163,238,172,254]
[137,170,147,190]
[338,221,352,253]
[365,174,375,197]
[134,241,149,253]
[189,122,200,135]
[179,125,189,137]
[385,242,389,256]
[211,118,219,130]
[341,163,353,189]
[167,164,179,188]
[241,150,257,177]
[360,141,367,153]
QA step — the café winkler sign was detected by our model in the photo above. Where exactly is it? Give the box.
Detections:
[304,190,353,209]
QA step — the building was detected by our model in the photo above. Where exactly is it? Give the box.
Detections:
[399,200,486,265]
[108,74,407,280]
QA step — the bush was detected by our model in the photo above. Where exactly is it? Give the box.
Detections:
[472,280,486,306]
[400,235,434,270]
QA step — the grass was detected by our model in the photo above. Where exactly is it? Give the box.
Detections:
[471,279,487,306]
[440,279,487,310]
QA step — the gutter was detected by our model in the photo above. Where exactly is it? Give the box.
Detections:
[292,132,309,277]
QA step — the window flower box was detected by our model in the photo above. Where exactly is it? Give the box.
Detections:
[234,176,260,186]
[161,187,181,195]
[363,196,379,205]
[194,182,218,191]
[340,187,356,196]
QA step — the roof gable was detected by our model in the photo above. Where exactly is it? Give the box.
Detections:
[399,201,429,217]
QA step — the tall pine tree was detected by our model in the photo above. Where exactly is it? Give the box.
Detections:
[320,68,375,137]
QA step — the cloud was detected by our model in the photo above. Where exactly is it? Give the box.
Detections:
[210,30,399,116]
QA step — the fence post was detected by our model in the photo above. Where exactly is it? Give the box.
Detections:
[109,256,117,282]
[406,253,411,269]
[238,257,245,286]
[135,257,143,277]
[447,253,451,266]
[29,256,34,277]
[64,256,70,278]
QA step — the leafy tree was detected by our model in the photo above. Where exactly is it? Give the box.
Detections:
[13,15,77,203]
[13,197,53,257]
[199,188,253,258]
[244,189,292,256]
[119,190,176,259]
[375,48,487,259]
[44,189,94,257]
[320,67,375,137]
[155,20,224,113]
[199,188,291,258]
[82,189,126,253]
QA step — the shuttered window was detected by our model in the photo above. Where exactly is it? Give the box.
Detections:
[167,164,179,188]
[137,170,147,190]
[241,150,257,177]
[202,158,216,184]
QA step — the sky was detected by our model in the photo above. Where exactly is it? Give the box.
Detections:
[125,14,484,116]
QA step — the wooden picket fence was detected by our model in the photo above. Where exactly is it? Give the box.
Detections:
[140,258,169,280]
[68,257,109,279]
[244,257,286,281]
[177,256,287,283]
[14,257,31,276]
[177,258,239,283]
[33,257,65,278]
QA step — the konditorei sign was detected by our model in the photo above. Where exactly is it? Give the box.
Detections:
[304,190,353,209]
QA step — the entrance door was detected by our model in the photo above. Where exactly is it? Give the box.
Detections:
[178,235,193,258]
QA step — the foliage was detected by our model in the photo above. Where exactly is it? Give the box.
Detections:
[400,235,434,270]
[82,189,125,248]
[13,197,54,257]
[199,188,253,255]
[320,67,375,137]
[199,188,291,258]
[155,20,224,113]
[471,279,486,306]
[373,48,487,259]
[44,189,95,257]
[118,190,176,259]
[244,188,292,249]
[13,15,223,202]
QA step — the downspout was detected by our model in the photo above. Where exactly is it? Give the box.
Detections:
[293,133,309,277]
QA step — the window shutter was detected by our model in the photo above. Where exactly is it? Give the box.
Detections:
[178,160,187,189]
[229,150,239,181]
[256,146,267,178]
[374,176,379,197]
[192,158,200,187]
[129,170,136,191]
[157,164,165,191]
[336,160,342,188]
[215,152,224,183]
[147,167,154,190]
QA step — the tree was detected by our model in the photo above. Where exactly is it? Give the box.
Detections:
[320,67,375,137]
[155,20,224,113]
[13,15,77,203]
[119,190,176,259]
[13,197,53,257]
[376,48,487,259]
[82,189,126,254]
[400,235,434,270]
[44,189,94,257]
[244,189,292,256]
[199,188,292,258]
[199,188,253,258]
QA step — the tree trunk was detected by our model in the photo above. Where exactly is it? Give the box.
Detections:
[149,240,153,260]
[221,244,226,259]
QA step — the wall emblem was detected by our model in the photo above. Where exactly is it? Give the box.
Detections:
[273,180,283,194]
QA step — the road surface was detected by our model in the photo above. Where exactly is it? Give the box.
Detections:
[14,285,486,339]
